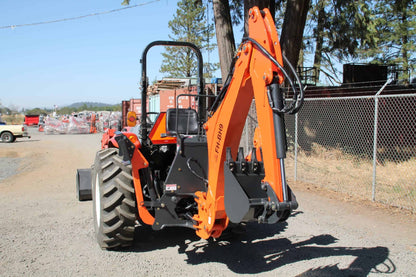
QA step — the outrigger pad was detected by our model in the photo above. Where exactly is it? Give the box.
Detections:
[76,168,92,201]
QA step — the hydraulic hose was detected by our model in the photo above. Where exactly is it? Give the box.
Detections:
[241,37,304,115]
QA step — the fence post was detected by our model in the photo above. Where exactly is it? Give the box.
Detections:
[294,112,299,181]
[372,79,392,201]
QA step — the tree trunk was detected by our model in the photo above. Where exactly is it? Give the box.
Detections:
[241,1,276,153]
[401,7,409,83]
[313,0,325,83]
[212,0,236,81]
[280,0,311,83]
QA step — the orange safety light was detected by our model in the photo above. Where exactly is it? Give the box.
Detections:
[128,135,137,144]
[127,111,137,127]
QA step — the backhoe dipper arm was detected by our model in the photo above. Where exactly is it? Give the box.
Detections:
[193,7,300,239]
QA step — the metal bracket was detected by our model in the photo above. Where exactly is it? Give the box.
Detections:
[114,132,135,165]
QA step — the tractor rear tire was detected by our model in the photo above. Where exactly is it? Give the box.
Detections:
[92,148,137,250]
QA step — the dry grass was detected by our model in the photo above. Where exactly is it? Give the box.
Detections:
[1,114,25,125]
[285,143,416,211]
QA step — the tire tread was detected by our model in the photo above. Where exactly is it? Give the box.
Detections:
[92,148,137,250]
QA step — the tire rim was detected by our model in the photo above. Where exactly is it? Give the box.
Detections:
[94,173,101,227]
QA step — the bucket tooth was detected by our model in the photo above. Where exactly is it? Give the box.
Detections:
[236,147,248,173]
[250,148,261,173]
[251,147,258,162]
[237,147,245,161]
[226,147,236,173]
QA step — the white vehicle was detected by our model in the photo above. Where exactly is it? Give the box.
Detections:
[0,124,30,143]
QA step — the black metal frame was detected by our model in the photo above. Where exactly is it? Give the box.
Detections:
[139,41,204,145]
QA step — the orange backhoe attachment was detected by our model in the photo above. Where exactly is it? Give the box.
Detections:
[88,14,304,250]
[193,7,300,239]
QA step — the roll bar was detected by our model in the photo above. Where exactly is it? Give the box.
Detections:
[139,41,204,144]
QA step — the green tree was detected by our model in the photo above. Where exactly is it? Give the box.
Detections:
[218,0,310,84]
[57,104,120,115]
[302,0,416,84]
[366,0,416,82]
[160,0,218,78]
[25,108,51,115]
[123,1,415,85]
[300,0,377,84]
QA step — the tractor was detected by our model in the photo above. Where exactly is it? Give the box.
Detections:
[77,7,304,249]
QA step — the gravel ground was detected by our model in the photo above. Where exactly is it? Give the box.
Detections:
[0,157,21,181]
[0,128,415,276]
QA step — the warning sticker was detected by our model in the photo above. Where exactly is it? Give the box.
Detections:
[165,184,177,191]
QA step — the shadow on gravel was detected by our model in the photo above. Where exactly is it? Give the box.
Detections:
[127,214,394,276]
[130,225,200,252]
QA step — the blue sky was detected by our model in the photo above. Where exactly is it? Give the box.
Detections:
[0,0,222,109]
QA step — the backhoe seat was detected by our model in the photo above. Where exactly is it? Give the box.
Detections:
[166,108,199,135]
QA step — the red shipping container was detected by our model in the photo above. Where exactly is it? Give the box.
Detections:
[24,115,40,126]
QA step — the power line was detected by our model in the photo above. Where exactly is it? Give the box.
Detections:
[0,0,160,30]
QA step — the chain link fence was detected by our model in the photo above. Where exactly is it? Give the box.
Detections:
[240,88,416,211]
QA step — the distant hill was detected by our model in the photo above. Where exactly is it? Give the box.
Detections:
[66,102,115,108]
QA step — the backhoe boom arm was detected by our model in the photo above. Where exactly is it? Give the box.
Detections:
[194,7,301,239]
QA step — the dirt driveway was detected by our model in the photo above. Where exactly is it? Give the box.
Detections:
[0,128,415,276]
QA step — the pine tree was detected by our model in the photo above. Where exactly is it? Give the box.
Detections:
[303,0,376,84]
[368,0,416,82]
[302,0,415,84]
[160,0,217,78]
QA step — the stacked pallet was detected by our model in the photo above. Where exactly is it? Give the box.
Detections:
[148,79,186,94]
